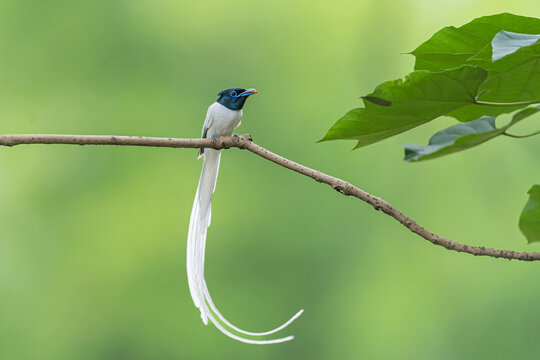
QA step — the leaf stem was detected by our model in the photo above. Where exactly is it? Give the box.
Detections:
[474,99,540,107]
[503,130,540,138]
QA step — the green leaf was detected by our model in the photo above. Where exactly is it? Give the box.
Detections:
[403,106,540,161]
[410,14,540,122]
[325,13,540,149]
[519,185,540,243]
[444,103,523,123]
[453,39,540,121]
[471,36,540,97]
[321,66,488,147]
[403,117,499,161]
[411,13,540,71]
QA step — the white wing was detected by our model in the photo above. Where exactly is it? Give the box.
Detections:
[197,105,215,159]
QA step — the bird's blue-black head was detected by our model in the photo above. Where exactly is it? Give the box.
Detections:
[216,87,258,111]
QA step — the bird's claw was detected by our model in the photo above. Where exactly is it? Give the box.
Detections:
[211,135,218,144]
[233,134,240,139]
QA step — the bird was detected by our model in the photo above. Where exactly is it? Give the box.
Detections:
[186,88,303,344]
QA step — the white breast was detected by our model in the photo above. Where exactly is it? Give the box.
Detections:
[206,102,242,138]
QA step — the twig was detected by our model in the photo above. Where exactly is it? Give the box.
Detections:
[474,99,540,107]
[503,130,540,139]
[1,133,539,261]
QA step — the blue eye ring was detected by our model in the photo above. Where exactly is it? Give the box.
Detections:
[230,90,238,98]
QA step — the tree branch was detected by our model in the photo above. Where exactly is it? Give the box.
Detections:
[1,133,539,261]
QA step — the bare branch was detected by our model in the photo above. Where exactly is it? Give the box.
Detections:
[0,134,231,149]
[1,133,539,261]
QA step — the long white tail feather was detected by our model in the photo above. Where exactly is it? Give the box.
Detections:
[187,149,220,323]
[204,282,304,336]
[187,148,302,343]
[206,309,294,345]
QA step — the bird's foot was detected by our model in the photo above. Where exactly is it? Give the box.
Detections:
[211,135,218,144]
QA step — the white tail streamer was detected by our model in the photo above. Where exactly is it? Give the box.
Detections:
[186,148,302,343]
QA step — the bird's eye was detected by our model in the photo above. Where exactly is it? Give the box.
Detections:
[230,90,238,97]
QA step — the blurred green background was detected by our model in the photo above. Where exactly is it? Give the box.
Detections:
[1,1,539,359]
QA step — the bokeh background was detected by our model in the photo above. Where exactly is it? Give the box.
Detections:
[1,1,539,359]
